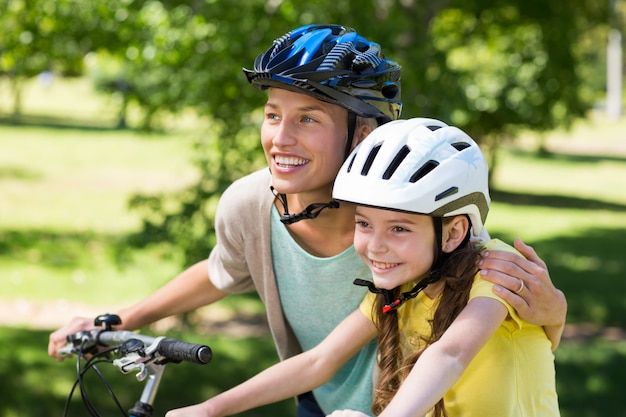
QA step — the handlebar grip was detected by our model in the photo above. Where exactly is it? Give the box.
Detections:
[156,338,212,365]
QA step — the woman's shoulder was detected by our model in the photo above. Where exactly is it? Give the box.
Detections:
[219,169,273,208]
[226,168,271,193]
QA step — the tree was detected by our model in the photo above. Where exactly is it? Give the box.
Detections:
[0,0,612,263]
[125,0,611,263]
[0,0,127,116]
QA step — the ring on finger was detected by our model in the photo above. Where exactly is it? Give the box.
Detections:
[515,279,525,294]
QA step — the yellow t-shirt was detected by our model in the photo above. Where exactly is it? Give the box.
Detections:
[359,239,560,417]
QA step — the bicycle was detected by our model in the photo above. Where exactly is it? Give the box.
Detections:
[58,313,213,417]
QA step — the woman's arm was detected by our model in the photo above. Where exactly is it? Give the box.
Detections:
[165,309,378,417]
[49,260,228,358]
[115,259,228,330]
[478,238,566,350]
[378,297,507,417]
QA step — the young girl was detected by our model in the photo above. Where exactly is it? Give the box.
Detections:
[327,117,560,417]
[168,117,560,417]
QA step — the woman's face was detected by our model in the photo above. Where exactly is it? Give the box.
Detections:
[353,206,436,290]
[261,88,348,196]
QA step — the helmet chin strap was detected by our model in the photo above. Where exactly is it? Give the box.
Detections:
[271,186,340,224]
[354,269,442,314]
[344,111,357,160]
[269,112,357,225]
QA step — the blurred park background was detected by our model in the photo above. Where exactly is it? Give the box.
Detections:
[1,0,625,416]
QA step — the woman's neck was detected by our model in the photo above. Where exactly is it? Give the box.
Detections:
[279,198,356,257]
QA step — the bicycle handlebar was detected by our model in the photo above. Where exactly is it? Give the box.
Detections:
[59,314,212,417]
[156,337,212,365]
[59,328,212,366]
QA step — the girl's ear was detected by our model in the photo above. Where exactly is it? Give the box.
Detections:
[442,216,470,253]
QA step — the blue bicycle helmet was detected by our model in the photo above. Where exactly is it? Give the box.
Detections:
[244,24,402,124]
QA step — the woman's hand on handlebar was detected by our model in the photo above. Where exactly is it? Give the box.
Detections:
[48,316,94,360]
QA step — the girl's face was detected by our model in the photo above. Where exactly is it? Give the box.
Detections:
[354,206,436,290]
[261,88,348,196]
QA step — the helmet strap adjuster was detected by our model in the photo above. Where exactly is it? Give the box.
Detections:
[270,186,340,225]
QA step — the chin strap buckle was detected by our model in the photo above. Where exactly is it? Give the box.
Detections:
[354,269,442,314]
[270,186,340,224]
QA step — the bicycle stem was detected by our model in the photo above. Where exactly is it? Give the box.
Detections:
[128,362,165,417]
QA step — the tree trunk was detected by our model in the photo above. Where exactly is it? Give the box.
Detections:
[11,77,24,118]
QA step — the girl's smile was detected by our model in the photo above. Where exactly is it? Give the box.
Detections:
[370,260,402,271]
[354,206,437,290]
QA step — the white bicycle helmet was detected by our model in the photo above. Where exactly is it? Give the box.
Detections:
[333,117,490,237]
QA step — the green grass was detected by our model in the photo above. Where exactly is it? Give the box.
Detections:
[0,76,116,124]
[1,76,626,416]
[493,147,626,207]
[556,338,626,417]
[484,123,626,330]
[0,125,198,233]
[0,125,200,306]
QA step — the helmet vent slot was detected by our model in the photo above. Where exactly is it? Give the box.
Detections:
[361,144,382,175]
[409,160,439,183]
[451,142,471,151]
[383,145,410,179]
[435,186,459,201]
[346,152,358,173]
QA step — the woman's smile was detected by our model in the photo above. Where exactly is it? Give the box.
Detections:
[273,154,310,170]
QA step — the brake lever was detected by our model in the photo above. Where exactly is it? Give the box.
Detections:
[112,338,153,377]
